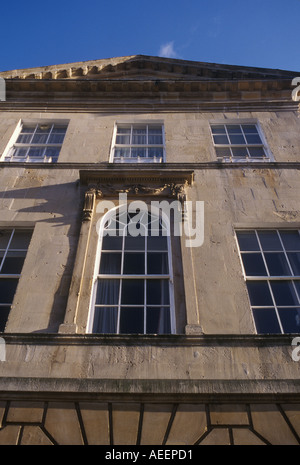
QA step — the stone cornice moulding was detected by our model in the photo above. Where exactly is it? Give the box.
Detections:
[80,169,194,221]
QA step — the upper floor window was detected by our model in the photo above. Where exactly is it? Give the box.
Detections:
[0,229,32,331]
[211,123,270,162]
[3,122,67,163]
[236,229,300,334]
[110,123,165,163]
[88,206,174,334]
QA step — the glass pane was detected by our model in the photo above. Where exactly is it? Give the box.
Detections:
[226,125,242,134]
[13,148,27,158]
[147,307,171,334]
[93,307,118,333]
[116,135,130,145]
[123,253,145,274]
[119,307,144,334]
[270,280,299,306]
[131,148,147,158]
[32,133,48,144]
[148,135,163,145]
[228,134,246,144]
[245,134,262,144]
[252,308,281,334]
[36,125,51,134]
[16,134,32,144]
[215,147,231,158]
[279,308,300,333]
[147,252,169,274]
[45,147,60,160]
[99,253,122,274]
[132,134,146,145]
[1,251,26,274]
[121,279,144,304]
[0,230,12,249]
[211,125,226,134]
[148,147,163,158]
[264,252,291,276]
[257,230,282,251]
[147,279,169,305]
[124,235,145,250]
[236,231,260,251]
[102,236,123,251]
[48,133,65,144]
[248,147,265,158]
[241,253,267,276]
[242,125,258,134]
[147,236,168,251]
[0,306,10,332]
[287,253,300,275]
[114,148,130,158]
[27,147,45,158]
[20,126,35,134]
[117,128,131,135]
[0,278,18,304]
[95,279,120,305]
[52,126,67,134]
[280,231,300,251]
[231,147,248,157]
[148,126,162,134]
[246,281,273,306]
[213,135,229,145]
[10,230,32,249]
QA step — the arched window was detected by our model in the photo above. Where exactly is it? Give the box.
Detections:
[87,206,175,334]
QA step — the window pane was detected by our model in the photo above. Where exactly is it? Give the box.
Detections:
[236,231,260,251]
[264,252,291,276]
[287,253,300,275]
[0,278,18,304]
[241,253,267,276]
[147,252,169,274]
[257,230,282,251]
[95,279,120,305]
[48,133,65,144]
[123,252,145,274]
[93,307,118,333]
[32,133,49,144]
[227,125,242,134]
[228,134,246,145]
[252,308,281,334]
[102,236,123,251]
[147,307,171,334]
[13,148,27,158]
[148,134,163,145]
[244,134,262,144]
[270,281,299,306]
[124,235,145,250]
[114,148,130,158]
[211,125,226,134]
[16,134,32,144]
[248,147,265,158]
[147,236,168,251]
[246,281,273,306]
[0,230,12,249]
[132,134,146,145]
[116,135,130,145]
[117,128,131,135]
[278,308,300,333]
[231,147,248,157]
[0,306,10,332]
[99,253,122,274]
[242,125,258,134]
[1,251,26,274]
[119,307,144,334]
[280,231,300,251]
[131,148,147,158]
[213,135,229,145]
[10,230,32,249]
[147,279,169,305]
[215,147,231,158]
[27,147,45,158]
[121,279,144,304]
[148,147,163,158]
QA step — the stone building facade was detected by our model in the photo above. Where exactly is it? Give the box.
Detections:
[0,55,300,445]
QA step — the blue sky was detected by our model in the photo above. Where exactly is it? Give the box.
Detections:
[1,0,300,72]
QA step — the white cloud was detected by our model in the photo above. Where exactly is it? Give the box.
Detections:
[158,41,179,59]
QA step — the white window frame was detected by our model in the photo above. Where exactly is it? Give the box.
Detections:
[87,205,176,334]
[1,120,68,163]
[210,120,273,163]
[0,228,32,331]
[109,122,166,163]
[236,228,300,334]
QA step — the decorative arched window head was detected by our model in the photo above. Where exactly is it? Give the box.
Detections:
[87,205,175,335]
